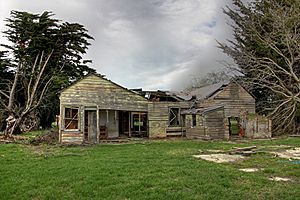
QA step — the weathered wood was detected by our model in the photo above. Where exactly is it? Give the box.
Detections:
[60,75,148,112]
[232,146,257,151]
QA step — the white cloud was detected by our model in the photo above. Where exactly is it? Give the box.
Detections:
[0,0,235,90]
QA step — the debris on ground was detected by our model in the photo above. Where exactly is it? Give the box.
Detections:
[268,177,292,182]
[232,146,257,151]
[239,168,262,172]
[230,146,257,156]
[0,136,13,144]
[271,148,300,160]
[193,154,245,163]
[206,149,225,153]
[0,135,28,143]
[30,129,59,145]
[289,134,300,137]
[193,144,300,164]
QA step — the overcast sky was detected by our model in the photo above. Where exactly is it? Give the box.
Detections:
[0,0,235,90]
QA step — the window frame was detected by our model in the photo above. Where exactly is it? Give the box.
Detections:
[168,107,181,127]
[64,107,79,130]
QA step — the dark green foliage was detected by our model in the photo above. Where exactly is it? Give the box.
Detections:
[219,0,300,133]
[0,10,95,131]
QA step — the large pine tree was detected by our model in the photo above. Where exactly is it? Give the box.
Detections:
[0,11,95,136]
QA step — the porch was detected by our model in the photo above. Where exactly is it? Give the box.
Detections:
[60,106,148,144]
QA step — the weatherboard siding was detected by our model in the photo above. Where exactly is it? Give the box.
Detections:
[186,108,225,139]
[198,83,255,117]
[148,101,190,137]
[60,75,148,112]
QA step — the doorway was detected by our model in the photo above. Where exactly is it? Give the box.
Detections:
[84,110,97,142]
[119,111,130,137]
[131,112,147,137]
[228,117,240,136]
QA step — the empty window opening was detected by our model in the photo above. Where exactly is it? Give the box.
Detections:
[169,108,180,126]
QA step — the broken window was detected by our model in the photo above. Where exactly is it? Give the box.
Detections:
[192,114,197,127]
[169,108,180,126]
[64,108,79,129]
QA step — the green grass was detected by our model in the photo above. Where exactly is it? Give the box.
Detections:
[21,129,47,137]
[0,137,299,200]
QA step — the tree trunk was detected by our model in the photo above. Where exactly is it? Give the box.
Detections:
[4,115,21,138]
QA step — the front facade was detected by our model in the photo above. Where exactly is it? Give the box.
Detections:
[59,74,190,144]
[59,74,271,144]
[59,74,149,144]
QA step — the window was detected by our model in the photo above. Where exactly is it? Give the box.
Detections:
[192,114,197,127]
[169,108,180,126]
[64,108,79,129]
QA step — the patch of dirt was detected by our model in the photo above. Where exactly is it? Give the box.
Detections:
[239,168,262,172]
[193,154,245,163]
[271,147,300,160]
[268,177,292,182]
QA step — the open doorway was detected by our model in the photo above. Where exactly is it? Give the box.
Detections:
[228,117,240,136]
[119,111,130,137]
[131,112,147,137]
[84,110,97,143]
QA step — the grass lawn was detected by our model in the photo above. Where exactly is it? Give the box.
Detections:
[0,136,299,200]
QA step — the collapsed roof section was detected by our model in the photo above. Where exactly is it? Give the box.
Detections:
[173,81,230,101]
[131,89,184,102]
[131,81,232,102]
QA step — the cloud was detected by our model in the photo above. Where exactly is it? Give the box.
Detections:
[0,0,235,90]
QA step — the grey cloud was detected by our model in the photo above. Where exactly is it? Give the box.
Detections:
[0,0,235,90]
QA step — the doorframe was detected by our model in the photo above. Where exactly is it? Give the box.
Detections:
[131,112,148,137]
[83,107,99,143]
[228,116,240,136]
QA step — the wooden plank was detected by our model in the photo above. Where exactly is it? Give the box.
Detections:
[167,132,183,136]
[62,134,83,137]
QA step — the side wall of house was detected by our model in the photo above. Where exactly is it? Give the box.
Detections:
[205,109,226,139]
[198,83,255,117]
[185,115,206,138]
[148,101,191,138]
[186,108,225,139]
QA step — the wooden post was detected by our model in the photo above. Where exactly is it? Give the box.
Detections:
[96,106,100,142]
[106,110,109,123]
[59,104,63,143]
[129,112,131,137]
[82,106,85,142]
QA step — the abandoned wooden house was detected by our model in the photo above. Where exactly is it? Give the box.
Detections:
[59,74,271,144]
[179,82,271,139]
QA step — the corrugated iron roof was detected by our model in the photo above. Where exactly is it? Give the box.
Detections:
[190,81,230,100]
